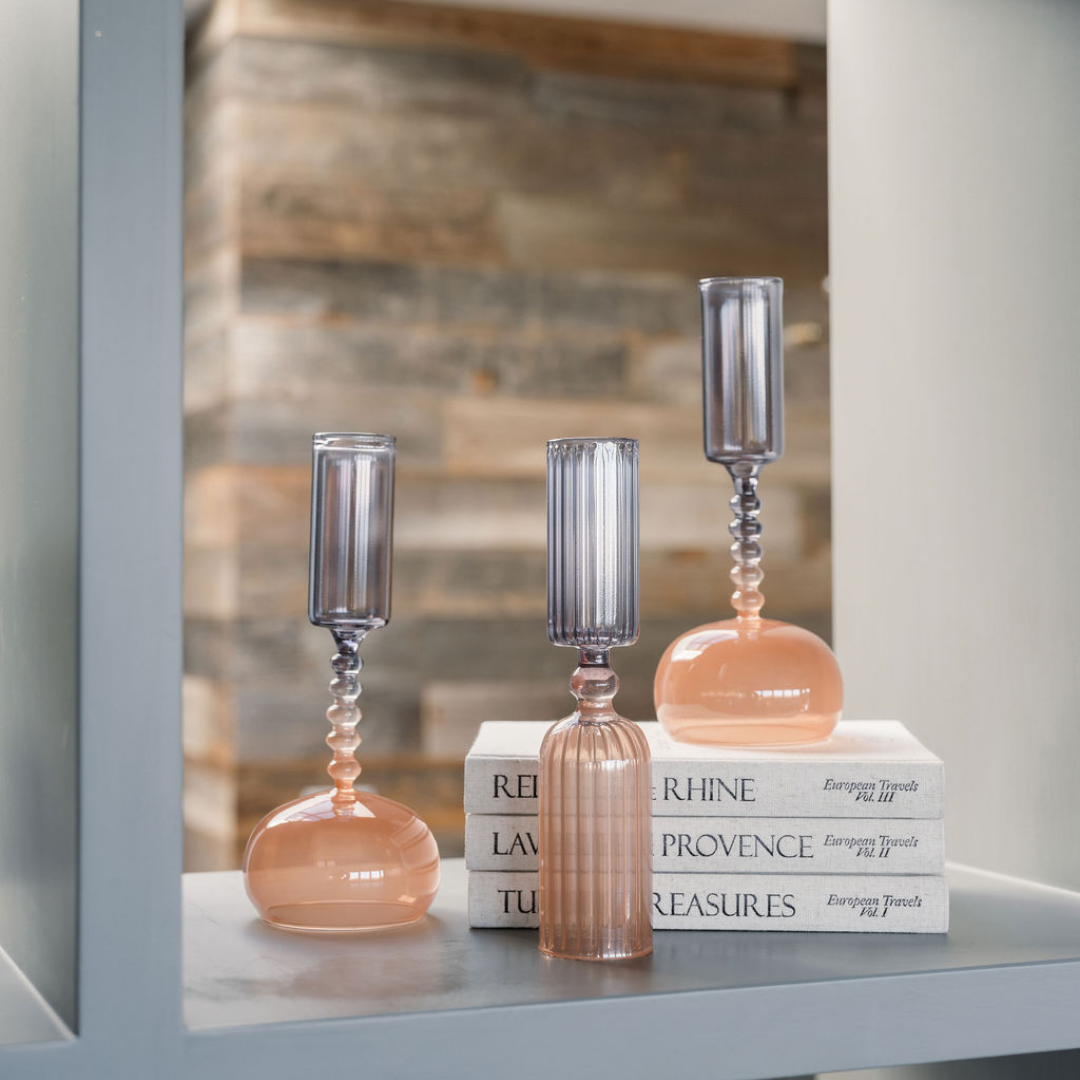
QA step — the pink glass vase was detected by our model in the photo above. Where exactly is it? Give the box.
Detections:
[539,438,652,961]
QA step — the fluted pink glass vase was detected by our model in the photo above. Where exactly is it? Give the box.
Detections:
[654,279,843,747]
[539,438,652,961]
[243,433,440,931]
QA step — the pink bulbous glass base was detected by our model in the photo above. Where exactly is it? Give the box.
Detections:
[654,617,843,747]
[243,790,440,932]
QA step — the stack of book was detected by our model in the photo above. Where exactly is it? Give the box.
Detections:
[465,720,947,933]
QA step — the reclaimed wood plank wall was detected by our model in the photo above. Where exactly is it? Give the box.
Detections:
[183,0,830,867]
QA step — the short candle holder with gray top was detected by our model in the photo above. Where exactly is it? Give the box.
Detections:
[243,433,440,931]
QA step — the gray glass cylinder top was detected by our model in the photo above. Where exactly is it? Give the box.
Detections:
[701,277,784,465]
[547,438,639,651]
[309,433,395,630]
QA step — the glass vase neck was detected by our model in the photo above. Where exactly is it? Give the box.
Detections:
[577,646,610,667]
[570,655,620,721]
[330,626,368,650]
[726,462,766,621]
[325,627,371,813]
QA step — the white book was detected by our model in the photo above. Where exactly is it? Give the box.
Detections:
[465,814,945,874]
[465,720,944,819]
[468,871,949,933]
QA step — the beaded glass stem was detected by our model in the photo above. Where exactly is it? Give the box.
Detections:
[654,279,843,746]
[326,629,364,810]
[728,461,765,620]
[539,438,652,962]
[243,434,440,931]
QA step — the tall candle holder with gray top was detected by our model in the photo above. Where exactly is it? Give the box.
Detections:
[654,278,843,746]
[539,437,652,961]
[243,433,440,931]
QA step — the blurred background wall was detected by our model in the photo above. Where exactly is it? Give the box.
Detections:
[182,0,831,869]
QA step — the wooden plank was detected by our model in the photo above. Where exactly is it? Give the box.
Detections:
[384,545,829,620]
[443,394,831,485]
[629,303,830,411]
[202,605,834,706]
[184,406,232,475]
[224,34,529,114]
[186,462,307,549]
[228,315,628,401]
[421,679,568,756]
[226,393,446,471]
[202,37,793,138]
[240,256,698,336]
[183,759,239,852]
[232,99,691,211]
[184,246,240,351]
[188,538,829,622]
[240,177,502,263]
[498,191,826,283]
[185,465,242,549]
[187,0,242,67]
[234,0,800,90]
[232,676,421,760]
[530,69,787,133]
[184,615,234,682]
[185,546,238,620]
[185,162,240,264]
[183,330,230,414]
[179,0,832,885]
[183,463,807,558]
[183,675,237,767]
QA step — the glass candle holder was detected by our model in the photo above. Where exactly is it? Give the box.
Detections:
[539,438,652,961]
[654,279,843,746]
[243,433,440,931]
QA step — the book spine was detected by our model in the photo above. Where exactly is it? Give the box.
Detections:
[465,757,944,818]
[468,871,949,932]
[465,814,945,874]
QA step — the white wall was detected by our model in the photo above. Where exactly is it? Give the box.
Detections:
[830,0,1080,890]
[0,0,79,1029]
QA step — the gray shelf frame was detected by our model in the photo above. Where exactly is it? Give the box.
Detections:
[1,1,1078,1079]
[177,862,1080,1079]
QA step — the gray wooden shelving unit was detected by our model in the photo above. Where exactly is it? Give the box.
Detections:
[6,859,1080,1077]
[4,2,1080,1078]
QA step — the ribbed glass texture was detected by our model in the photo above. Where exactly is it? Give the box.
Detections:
[547,438,639,649]
[538,668,652,962]
[309,433,394,629]
[701,277,784,464]
[540,436,651,961]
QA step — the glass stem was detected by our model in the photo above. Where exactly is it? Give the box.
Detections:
[573,648,619,720]
[727,462,765,621]
[327,629,366,813]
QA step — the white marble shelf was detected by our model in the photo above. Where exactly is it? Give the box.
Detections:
[180,860,1080,1079]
